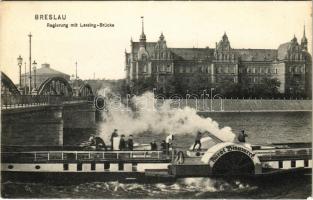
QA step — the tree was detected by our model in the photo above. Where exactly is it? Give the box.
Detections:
[132,77,156,95]
[173,73,212,96]
[254,77,281,98]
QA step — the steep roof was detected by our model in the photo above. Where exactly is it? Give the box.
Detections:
[131,41,214,60]
[169,48,214,60]
[131,42,157,56]
[235,49,277,62]
[277,42,292,60]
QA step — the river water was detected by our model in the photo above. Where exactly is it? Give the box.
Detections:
[2,111,312,198]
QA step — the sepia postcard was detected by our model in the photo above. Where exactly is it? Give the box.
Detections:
[0,1,312,199]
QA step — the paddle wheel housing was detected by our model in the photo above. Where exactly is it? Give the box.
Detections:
[201,142,262,176]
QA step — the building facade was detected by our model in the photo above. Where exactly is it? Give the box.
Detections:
[125,20,311,97]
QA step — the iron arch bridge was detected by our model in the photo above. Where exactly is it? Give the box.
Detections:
[78,83,93,97]
[38,77,73,96]
[1,72,20,95]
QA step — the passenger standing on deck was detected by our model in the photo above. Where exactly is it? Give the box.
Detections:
[166,134,174,153]
[192,131,202,151]
[119,135,126,150]
[238,130,248,143]
[127,135,134,150]
[150,140,158,151]
[161,140,167,153]
[110,129,118,150]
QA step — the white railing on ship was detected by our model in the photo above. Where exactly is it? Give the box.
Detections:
[3,150,166,162]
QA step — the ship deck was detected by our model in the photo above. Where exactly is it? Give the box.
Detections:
[1,145,172,164]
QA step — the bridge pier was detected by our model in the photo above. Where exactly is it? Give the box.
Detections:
[63,103,96,129]
[1,102,96,146]
[2,106,64,146]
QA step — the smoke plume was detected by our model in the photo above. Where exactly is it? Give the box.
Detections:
[97,90,235,143]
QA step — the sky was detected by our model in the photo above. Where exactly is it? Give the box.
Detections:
[0,1,312,83]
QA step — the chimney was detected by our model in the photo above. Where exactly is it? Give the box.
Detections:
[41,63,50,68]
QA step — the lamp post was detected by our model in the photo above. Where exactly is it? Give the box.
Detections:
[24,62,27,94]
[28,33,32,94]
[210,88,215,111]
[32,60,37,89]
[75,61,78,80]
[17,55,23,90]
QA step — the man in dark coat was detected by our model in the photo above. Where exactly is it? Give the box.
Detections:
[94,136,107,151]
[150,140,158,151]
[192,131,202,151]
[160,140,167,153]
[238,130,248,143]
[127,135,134,151]
[119,135,126,150]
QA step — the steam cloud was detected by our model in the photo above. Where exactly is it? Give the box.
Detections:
[97,89,235,143]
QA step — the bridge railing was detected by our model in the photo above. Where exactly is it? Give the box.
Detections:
[1,95,94,109]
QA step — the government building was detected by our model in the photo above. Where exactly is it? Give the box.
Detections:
[125,19,311,97]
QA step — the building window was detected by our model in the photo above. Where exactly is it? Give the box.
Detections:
[179,66,183,73]
[275,68,278,74]
[252,68,256,74]
[167,65,171,72]
[163,65,166,72]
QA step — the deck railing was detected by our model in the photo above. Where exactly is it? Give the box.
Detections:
[2,150,169,163]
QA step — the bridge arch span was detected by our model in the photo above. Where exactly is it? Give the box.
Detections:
[38,77,73,96]
[1,72,20,95]
[78,83,93,97]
